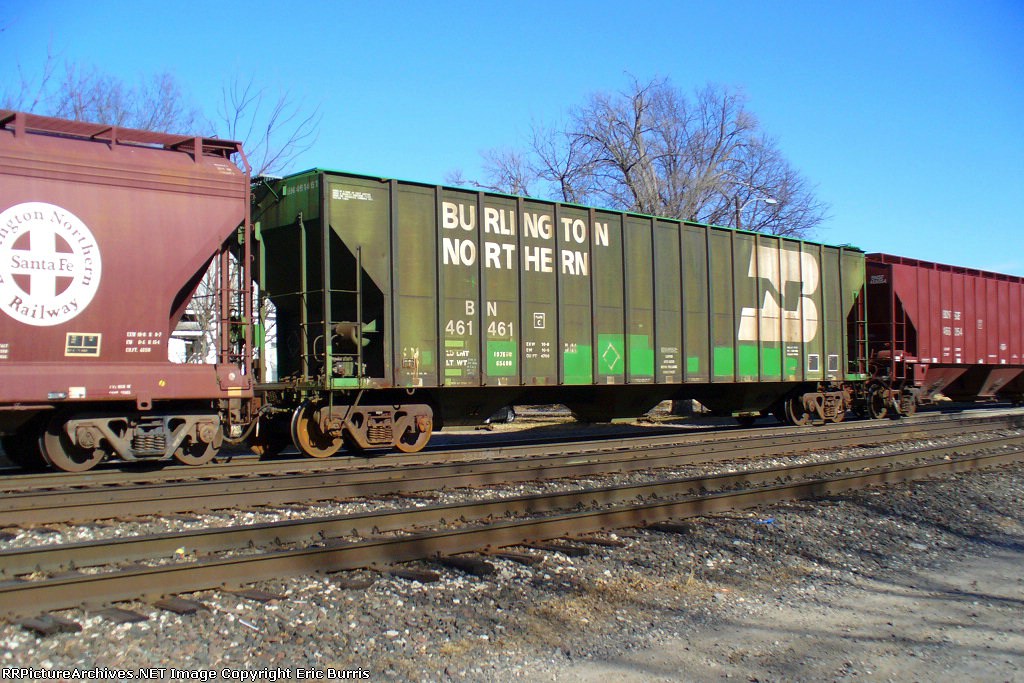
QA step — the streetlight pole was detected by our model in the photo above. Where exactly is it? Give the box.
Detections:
[734,195,778,230]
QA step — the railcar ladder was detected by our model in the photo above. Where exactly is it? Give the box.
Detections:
[323,245,367,389]
[291,217,365,389]
[218,220,253,377]
[891,295,911,383]
[849,287,869,376]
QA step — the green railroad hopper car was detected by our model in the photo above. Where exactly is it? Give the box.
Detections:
[251,170,867,456]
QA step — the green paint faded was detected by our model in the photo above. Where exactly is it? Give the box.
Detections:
[563,344,593,385]
[444,368,463,377]
[738,344,759,376]
[487,340,517,376]
[761,348,782,377]
[628,334,655,377]
[331,377,360,388]
[713,346,733,376]
[710,345,793,379]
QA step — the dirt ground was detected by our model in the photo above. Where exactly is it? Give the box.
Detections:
[555,547,1024,682]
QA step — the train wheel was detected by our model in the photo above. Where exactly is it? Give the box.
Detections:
[392,406,433,454]
[899,392,917,417]
[172,418,222,466]
[290,402,342,458]
[41,415,105,472]
[867,386,889,420]
[394,421,432,453]
[173,441,218,466]
[784,397,813,427]
[174,434,220,466]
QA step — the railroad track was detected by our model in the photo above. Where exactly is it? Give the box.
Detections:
[2,429,1022,622]
[3,411,1022,526]
[4,407,1014,491]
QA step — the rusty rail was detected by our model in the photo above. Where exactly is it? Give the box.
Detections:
[3,413,1021,526]
[5,409,1019,493]
[1,435,1021,619]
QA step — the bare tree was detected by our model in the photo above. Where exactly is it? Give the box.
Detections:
[448,147,533,195]
[4,60,320,179]
[705,133,829,237]
[50,64,202,132]
[2,54,202,134]
[1,45,61,114]
[449,121,597,204]
[460,78,827,237]
[171,270,219,364]
[528,121,599,204]
[217,75,321,177]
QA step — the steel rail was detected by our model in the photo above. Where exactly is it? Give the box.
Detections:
[3,414,1021,526]
[2,434,1021,594]
[1,444,1020,619]
[4,410,1019,493]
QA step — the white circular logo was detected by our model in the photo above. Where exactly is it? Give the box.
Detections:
[0,202,102,326]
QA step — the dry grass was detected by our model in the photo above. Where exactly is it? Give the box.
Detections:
[509,562,738,649]
[438,637,480,658]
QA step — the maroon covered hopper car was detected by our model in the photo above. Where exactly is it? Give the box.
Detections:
[866,253,1024,413]
[0,111,253,471]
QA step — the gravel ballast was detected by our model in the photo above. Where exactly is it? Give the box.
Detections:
[2,458,1022,681]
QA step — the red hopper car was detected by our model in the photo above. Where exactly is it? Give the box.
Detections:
[0,112,253,471]
[866,253,1024,414]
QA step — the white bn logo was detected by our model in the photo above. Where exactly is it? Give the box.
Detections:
[737,245,819,343]
[0,202,102,327]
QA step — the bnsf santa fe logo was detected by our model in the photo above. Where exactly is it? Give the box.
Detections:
[0,202,102,326]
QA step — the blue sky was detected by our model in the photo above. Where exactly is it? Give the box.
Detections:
[3,1,1022,274]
